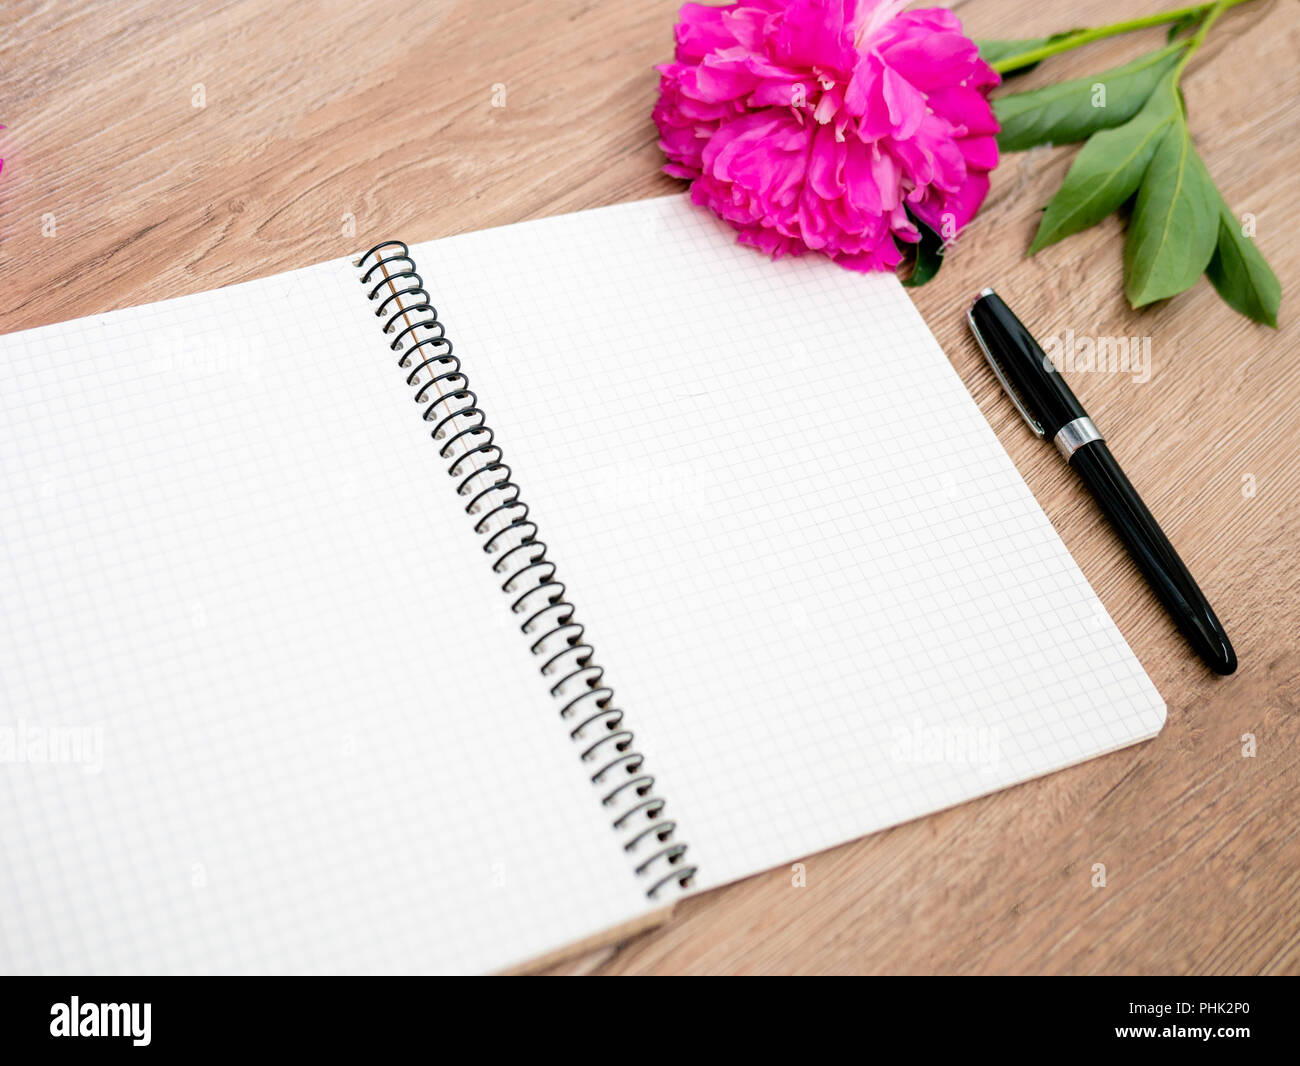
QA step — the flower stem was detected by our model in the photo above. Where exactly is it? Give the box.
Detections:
[987,0,1254,73]
[1173,0,1234,77]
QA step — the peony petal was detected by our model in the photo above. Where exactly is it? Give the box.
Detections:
[841,138,883,215]
[879,63,926,139]
[772,0,855,70]
[675,3,747,60]
[850,0,911,49]
[807,123,846,200]
[926,85,1000,137]
[695,48,766,101]
[957,134,999,173]
[877,33,981,91]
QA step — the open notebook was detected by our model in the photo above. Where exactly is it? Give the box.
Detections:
[0,195,1165,974]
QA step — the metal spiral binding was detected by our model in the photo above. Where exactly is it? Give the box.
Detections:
[356,241,696,898]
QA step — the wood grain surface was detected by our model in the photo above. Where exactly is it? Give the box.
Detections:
[3,0,1297,975]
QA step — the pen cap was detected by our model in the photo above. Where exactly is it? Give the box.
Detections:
[968,290,1088,441]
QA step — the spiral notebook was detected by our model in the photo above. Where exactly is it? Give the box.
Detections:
[0,195,1165,975]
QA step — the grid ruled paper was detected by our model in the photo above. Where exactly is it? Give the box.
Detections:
[0,258,650,974]
[405,195,1167,892]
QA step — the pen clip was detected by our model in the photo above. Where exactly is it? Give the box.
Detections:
[966,303,1046,439]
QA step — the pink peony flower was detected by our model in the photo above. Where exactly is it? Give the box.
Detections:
[653,0,999,272]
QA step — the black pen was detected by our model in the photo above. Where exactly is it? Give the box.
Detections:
[967,289,1236,675]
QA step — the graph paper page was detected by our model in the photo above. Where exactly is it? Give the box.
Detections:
[409,195,1167,891]
[0,259,650,974]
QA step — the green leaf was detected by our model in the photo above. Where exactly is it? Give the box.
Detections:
[977,31,1085,77]
[994,43,1185,151]
[1122,116,1221,307]
[1205,201,1281,326]
[1167,13,1200,41]
[896,209,945,288]
[1030,81,1178,253]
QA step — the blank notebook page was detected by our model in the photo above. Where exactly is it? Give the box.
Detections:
[410,195,1167,891]
[0,260,649,974]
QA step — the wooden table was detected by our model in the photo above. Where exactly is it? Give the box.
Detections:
[5,0,1296,974]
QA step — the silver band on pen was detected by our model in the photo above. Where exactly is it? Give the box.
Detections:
[1053,416,1103,460]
